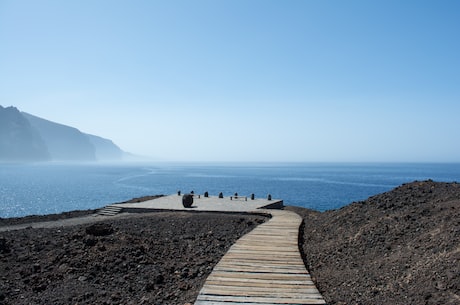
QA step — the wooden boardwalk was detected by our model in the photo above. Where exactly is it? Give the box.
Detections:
[195,210,326,305]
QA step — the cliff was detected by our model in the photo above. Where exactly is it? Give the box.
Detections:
[0,106,50,161]
[0,105,125,162]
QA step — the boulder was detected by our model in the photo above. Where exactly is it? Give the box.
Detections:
[182,194,194,208]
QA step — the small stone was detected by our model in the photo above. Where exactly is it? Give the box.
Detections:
[78,276,87,282]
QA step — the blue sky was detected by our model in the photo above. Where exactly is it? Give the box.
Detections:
[1,0,459,162]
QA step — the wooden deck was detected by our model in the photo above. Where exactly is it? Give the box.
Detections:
[195,210,326,305]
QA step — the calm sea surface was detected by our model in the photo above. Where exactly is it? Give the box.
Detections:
[1,162,459,218]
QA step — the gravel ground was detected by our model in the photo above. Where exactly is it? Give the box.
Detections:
[0,211,266,305]
[287,180,460,305]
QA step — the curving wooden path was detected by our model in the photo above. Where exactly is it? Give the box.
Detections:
[195,209,326,305]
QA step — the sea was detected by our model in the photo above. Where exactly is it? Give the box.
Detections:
[1,162,459,218]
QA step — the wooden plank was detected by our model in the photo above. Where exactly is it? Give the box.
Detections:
[240,224,297,230]
[194,300,316,305]
[242,227,299,232]
[239,236,298,241]
[250,228,299,232]
[214,265,308,275]
[236,236,298,242]
[229,244,300,251]
[197,295,327,304]
[217,258,305,265]
[203,281,316,290]
[200,286,322,297]
[219,255,303,262]
[209,277,313,284]
[206,275,314,283]
[213,265,308,275]
[245,230,299,234]
[249,228,299,233]
[239,228,298,232]
[231,242,298,247]
[205,276,313,285]
[234,241,298,247]
[217,259,307,269]
[202,283,318,292]
[204,280,316,289]
[234,242,298,247]
[230,246,299,251]
[229,246,300,253]
[220,256,304,264]
[224,248,301,254]
[209,271,312,280]
[223,253,301,260]
[216,259,306,267]
[231,239,298,245]
[227,250,300,255]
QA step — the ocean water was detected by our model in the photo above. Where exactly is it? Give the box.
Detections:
[1,162,459,218]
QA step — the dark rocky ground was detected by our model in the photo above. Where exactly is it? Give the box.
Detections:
[0,211,266,305]
[1,181,459,305]
[287,180,460,305]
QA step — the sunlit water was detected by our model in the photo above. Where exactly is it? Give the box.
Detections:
[1,162,459,218]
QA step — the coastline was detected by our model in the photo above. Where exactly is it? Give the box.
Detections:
[1,180,459,304]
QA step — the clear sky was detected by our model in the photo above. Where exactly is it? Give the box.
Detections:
[1,0,459,162]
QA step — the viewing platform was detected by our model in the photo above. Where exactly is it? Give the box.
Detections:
[113,193,284,213]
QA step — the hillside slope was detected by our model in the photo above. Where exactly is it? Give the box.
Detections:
[86,134,123,161]
[288,180,460,305]
[0,106,50,161]
[23,112,96,161]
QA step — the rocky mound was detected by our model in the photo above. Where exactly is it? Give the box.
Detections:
[0,212,266,305]
[288,180,460,305]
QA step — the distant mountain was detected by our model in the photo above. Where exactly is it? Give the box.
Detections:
[0,105,126,162]
[22,112,97,161]
[86,134,123,161]
[0,106,50,161]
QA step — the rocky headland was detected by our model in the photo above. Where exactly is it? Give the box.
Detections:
[1,180,459,304]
